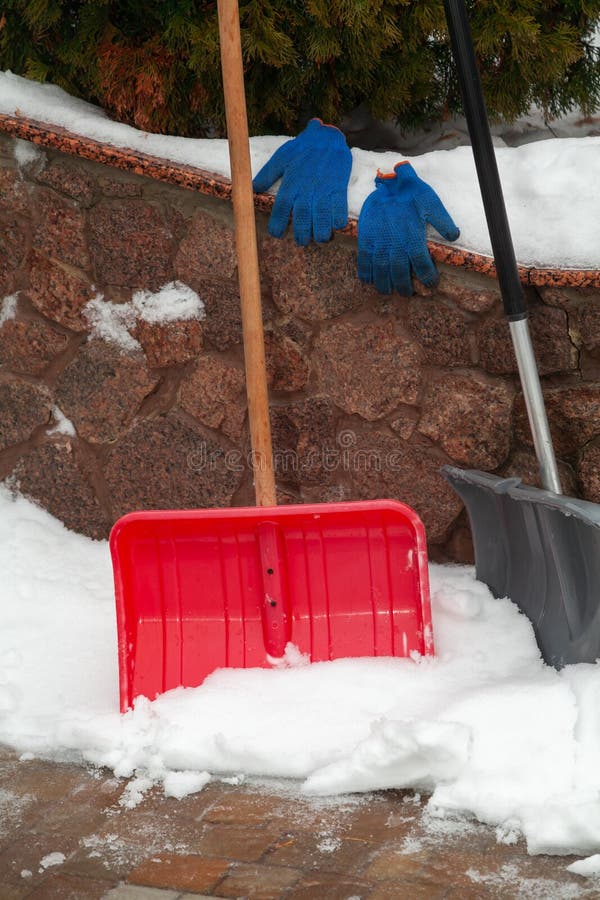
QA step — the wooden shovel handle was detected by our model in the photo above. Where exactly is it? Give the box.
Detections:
[217,0,276,507]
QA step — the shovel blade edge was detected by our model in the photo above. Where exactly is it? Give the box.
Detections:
[443,465,600,668]
[110,499,433,712]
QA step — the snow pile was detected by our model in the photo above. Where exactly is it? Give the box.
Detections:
[0,71,599,269]
[83,281,205,350]
[132,282,205,324]
[162,769,212,800]
[1,488,600,859]
[568,855,600,878]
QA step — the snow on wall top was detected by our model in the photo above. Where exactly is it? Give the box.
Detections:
[0,71,599,270]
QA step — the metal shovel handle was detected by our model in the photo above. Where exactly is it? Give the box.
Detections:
[217,0,277,506]
[443,0,562,494]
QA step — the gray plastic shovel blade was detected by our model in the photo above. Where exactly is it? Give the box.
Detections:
[443,465,600,667]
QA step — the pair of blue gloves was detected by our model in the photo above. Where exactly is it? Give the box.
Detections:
[252,118,460,297]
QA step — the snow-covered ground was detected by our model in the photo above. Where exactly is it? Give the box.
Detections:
[1,71,599,270]
[2,485,600,872]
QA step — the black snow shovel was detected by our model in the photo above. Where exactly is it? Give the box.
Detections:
[442,0,600,667]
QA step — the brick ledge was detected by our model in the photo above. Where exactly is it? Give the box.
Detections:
[1,113,598,290]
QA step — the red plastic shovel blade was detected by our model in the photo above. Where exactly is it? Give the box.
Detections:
[110,499,433,712]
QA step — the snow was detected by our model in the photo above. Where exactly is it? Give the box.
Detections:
[83,294,139,351]
[163,769,211,800]
[2,487,600,859]
[132,281,206,324]
[38,852,66,871]
[1,71,599,269]
[467,863,586,899]
[83,281,204,351]
[0,293,18,326]
[12,136,45,170]
[48,406,76,437]
[567,854,600,877]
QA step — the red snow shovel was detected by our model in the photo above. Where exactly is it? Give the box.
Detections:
[109,0,433,714]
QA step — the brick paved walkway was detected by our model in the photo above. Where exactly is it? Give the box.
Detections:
[0,743,594,899]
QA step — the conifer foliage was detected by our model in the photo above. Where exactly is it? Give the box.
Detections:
[1,1,599,137]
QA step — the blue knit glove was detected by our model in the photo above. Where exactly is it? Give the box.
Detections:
[358,162,460,296]
[252,118,352,246]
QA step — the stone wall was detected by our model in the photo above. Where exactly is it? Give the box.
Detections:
[1,131,599,561]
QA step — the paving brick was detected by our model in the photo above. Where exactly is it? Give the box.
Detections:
[285,874,374,900]
[66,804,167,882]
[25,871,114,898]
[0,883,33,900]
[445,883,492,898]
[104,885,181,900]
[125,781,227,820]
[335,798,420,844]
[0,759,587,900]
[64,843,143,884]
[203,790,293,827]
[362,848,431,882]
[30,793,109,837]
[67,772,125,808]
[212,862,302,899]
[127,853,230,893]
[423,846,507,890]
[265,831,372,875]
[179,896,222,900]
[3,758,89,804]
[0,785,47,850]
[461,845,589,897]
[366,879,448,899]
[0,831,79,888]
[0,755,117,848]
[91,810,206,857]
[193,822,282,863]
[277,797,375,837]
